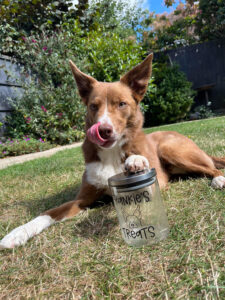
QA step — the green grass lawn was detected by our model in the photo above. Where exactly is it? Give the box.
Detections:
[0,117,225,299]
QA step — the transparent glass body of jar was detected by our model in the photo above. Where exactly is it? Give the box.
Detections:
[108,169,169,247]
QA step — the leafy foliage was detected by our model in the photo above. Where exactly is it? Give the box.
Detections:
[83,30,145,81]
[192,105,215,120]
[0,0,88,56]
[0,137,54,158]
[144,63,195,126]
[195,0,225,41]
[0,0,74,33]
[81,0,147,38]
[0,0,147,56]
[149,16,196,51]
[143,2,199,51]
[5,25,145,144]
[150,0,225,50]
[5,27,85,144]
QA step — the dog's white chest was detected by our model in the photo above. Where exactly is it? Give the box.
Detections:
[85,145,124,191]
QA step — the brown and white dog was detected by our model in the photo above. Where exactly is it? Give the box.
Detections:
[0,54,225,249]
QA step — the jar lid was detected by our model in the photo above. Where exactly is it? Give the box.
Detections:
[108,168,156,188]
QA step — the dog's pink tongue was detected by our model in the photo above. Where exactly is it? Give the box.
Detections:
[87,122,107,146]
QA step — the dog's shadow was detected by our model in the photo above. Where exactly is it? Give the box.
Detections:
[72,197,118,240]
[21,184,117,239]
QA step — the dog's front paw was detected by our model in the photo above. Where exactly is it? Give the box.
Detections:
[125,155,149,173]
[0,216,54,249]
[211,176,225,189]
[0,225,30,249]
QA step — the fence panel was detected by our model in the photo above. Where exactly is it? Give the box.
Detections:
[158,39,225,109]
[0,55,23,136]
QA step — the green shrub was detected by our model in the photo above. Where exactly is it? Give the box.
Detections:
[5,24,87,144]
[0,137,54,158]
[193,105,215,119]
[5,24,145,144]
[0,23,25,56]
[84,29,145,81]
[144,63,196,126]
[0,1,76,56]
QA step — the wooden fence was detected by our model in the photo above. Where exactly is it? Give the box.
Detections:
[157,39,225,110]
[0,55,23,136]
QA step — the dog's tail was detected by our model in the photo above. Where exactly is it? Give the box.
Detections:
[210,156,225,169]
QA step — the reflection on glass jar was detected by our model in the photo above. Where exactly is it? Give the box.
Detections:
[108,169,169,247]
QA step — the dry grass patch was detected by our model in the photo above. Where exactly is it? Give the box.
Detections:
[0,117,225,299]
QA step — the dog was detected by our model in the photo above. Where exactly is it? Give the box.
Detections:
[1,53,225,249]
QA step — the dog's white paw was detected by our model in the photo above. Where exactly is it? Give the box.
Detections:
[211,176,225,189]
[125,155,149,173]
[0,225,31,249]
[0,215,54,249]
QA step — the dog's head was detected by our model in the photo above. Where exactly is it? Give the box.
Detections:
[69,54,153,149]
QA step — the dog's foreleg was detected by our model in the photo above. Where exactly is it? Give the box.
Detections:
[0,182,103,249]
[124,154,169,189]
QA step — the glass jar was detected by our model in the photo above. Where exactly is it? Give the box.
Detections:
[108,169,169,247]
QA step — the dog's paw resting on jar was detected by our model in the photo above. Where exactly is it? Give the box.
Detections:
[125,155,149,173]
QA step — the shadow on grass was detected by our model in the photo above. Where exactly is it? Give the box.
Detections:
[19,184,112,215]
[72,205,118,240]
[16,183,116,238]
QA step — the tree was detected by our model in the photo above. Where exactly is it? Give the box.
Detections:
[163,0,225,42]
[0,0,92,55]
[143,1,198,51]
[76,0,148,38]
[195,0,225,41]
[0,0,75,34]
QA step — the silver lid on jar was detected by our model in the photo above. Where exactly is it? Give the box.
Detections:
[108,168,156,191]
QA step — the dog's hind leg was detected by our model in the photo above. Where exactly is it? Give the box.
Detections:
[210,156,225,169]
[158,137,225,189]
[0,181,104,249]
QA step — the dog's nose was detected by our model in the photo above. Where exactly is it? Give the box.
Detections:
[99,124,113,139]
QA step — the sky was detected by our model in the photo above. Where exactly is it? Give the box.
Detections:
[143,0,183,14]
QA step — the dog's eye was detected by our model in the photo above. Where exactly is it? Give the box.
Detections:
[119,102,127,108]
[89,104,98,111]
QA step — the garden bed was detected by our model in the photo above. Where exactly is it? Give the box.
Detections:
[0,137,55,158]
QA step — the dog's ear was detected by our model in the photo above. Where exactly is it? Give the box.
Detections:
[120,53,153,102]
[69,60,97,104]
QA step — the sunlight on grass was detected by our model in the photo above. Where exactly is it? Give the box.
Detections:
[0,117,225,299]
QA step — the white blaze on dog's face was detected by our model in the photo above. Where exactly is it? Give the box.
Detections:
[69,54,153,148]
[85,82,136,148]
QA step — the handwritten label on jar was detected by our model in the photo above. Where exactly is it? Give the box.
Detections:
[114,190,151,206]
[122,225,155,240]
